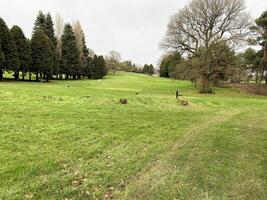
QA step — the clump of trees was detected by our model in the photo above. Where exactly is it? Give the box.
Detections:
[143,64,155,76]
[105,50,148,74]
[161,0,257,93]
[159,52,183,78]
[0,11,107,82]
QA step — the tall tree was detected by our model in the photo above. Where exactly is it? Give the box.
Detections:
[97,55,107,78]
[45,13,57,77]
[161,0,252,93]
[55,13,64,78]
[31,28,54,81]
[45,13,57,45]
[84,56,93,79]
[10,25,31,80]
[0,18,7,81]
[251,11,267,92]
[61,24,81,79]
[33,11,46,33]
[0,17,20,80]
[72,21,89,77]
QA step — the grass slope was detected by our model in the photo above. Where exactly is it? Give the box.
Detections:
[0,72,266,200]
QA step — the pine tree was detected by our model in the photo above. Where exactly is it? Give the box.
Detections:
[7,32,20,80]
[61,24,81,79]
[33,11,46,33]
[89,55,107,79]
[91,55,99,79]
[31,28,54,81]
[0,17,20,80]
[44,13,57,78]
[97,56,107,78]
[81,32,89,77]
[45,13,57,45]
[84,56,93,79]
[10,25,31,80]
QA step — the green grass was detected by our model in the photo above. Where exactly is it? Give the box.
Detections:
[0,72,266,200]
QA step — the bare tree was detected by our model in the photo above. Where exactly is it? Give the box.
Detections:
[105,51,122,74]
[251,11,267,93]
[72,21,84,66]
[162,0,252,53]
[161,0,252,92]
[55,13,64,56]
[88,48,96,58]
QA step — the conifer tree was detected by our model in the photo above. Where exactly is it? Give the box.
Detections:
[33,11,46,33]
[10,25,31,80]
[45,13,58,77]
[84,56,93,79]
[31,28,54,81]
[61,24,81,79]
[97,56,107,78]
[0,17,20,80]
[7,32,20,80]
[45,13,57,45]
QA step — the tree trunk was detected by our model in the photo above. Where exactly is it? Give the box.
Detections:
[200,75,212,93]
[0,67,3,81]
[36,73,39,82]
[22,73,25,81]
[29,72,32,81]
[14,71,19,81]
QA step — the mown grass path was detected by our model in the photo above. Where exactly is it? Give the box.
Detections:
[0,72,266,200]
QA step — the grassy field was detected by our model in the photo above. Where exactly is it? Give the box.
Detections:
[0,72,266,200]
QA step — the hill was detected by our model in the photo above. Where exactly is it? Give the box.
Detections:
[0,72,266,199]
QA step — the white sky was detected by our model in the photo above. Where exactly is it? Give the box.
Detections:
[0,0,266,65]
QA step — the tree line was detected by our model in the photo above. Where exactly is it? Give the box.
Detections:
[160,0,267,94]
[104,50,155,75]
[0,11,107,82]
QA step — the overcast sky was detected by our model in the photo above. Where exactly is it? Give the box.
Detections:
[0,0,266,65]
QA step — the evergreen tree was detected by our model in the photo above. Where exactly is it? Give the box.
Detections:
[31,28,54,81]
[61,24,81,79]
[81,32,89,76]
[97,56,107,78]
[84,56,93,79]
[91,55,99,79]
[33,11,46,33]
[89,55,107,79]
[143,64,155,76]
[7,32,20,80]
[45,13,57,77]
[45,13,57,45]
[148,64,155,76]
[0,17,20,80]
[160,52,183,78]
[143,64,149,74]
[10,25,31,80]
